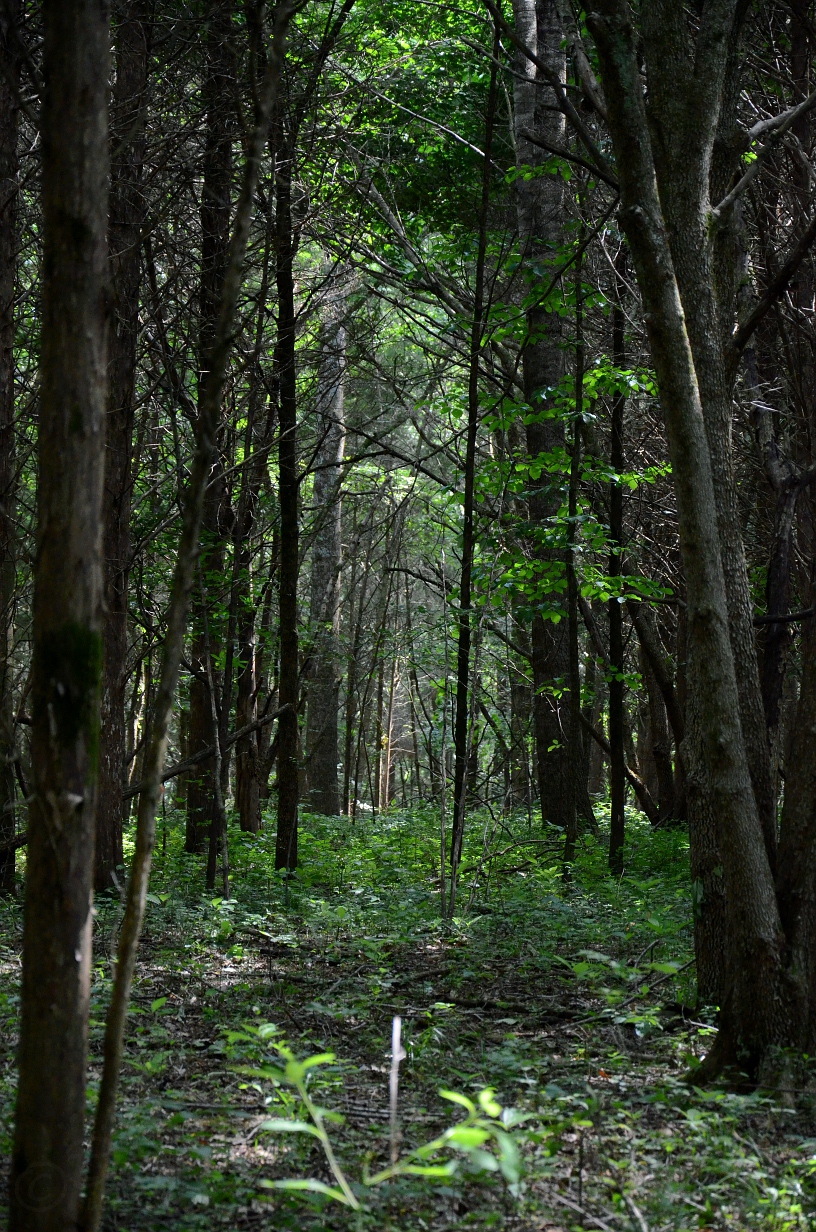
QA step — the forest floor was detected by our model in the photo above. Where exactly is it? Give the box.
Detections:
[0,806,815,1230]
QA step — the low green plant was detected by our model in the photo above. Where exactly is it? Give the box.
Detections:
[231,1025,525,1210]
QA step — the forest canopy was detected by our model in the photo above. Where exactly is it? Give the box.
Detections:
[2,1,816,1229]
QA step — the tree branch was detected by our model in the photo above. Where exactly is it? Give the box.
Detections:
[731,208,816,358]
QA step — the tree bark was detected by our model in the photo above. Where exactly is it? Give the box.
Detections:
[9,1,109,1224]
[186,0,234,857]
[232,204,276,834]
[639,0,777,871]
[608,264,626,872]
[639,645,675,823]
[97,1,150,893]
[589,0,786,1075]
[777,553,816,1045]
[304,291,347,816]
[451,24,499,882]
[511,0,572,833]
[275,135,300,870]
[0,0,18,895]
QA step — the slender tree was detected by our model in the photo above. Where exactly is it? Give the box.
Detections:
[608,257,626,872]
[510,0,573,832]
[186,0,235,858]
[450,19,499,892]
[97,1,150,892]
[305,288,347,816]
[0,0,19,895]
[9,0,109,1223]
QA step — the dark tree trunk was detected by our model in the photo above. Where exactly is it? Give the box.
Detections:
[511,0,571,832]
[639,646,675,823]
[9,1,109,1224]
[639,3,777,873]
[97,1,150,892]
[186,0,234,856]
[342,522,371,816]
[777,551,816,1044]
[304,295,346,816]
[234,594,261,832]
[451,28,498,883]
[562,259,584,867]
[275,139,300,870]
[590,0,786,1075]
[0,0,18,895]
[233,208,276,834]
[508,614,532,807]
[608,267,626,871]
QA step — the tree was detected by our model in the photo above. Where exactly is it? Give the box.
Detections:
[0,0,19,897]
[186,0,235,860]
[97,0,151,893]
[588,0,815,1079]
[304,286,347,817]
[9,0,109,1223]
[509,0,574,836]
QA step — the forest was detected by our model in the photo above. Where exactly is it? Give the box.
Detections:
[4,0,816,1229]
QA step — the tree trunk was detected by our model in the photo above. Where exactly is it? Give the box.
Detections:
[590,0,786,1075]
[342,517,372,815]
[508,615,532,808]
[777,551,816,1045]
[234,568,261,833]
[562,258,583,867]
[639,646,675,823]
[608,263,626,872]
[232,205,276,834]
[9,1,109,1224]
[186,0,234,857]
[304,293,346,816]
[639,1,777,871]
[0,0,18,895]
[275,137,300,870]
[97,1,150,892]
[451,27,498,878]
[511,0,571,832]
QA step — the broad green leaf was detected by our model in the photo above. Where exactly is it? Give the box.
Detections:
[466,1147,500,1171]
[258,1118,322,1138]
[301,1052,336,1071]
[398,1162,458,1178]
[439,1089,475,1114]
[445,1125,491,1148]
[260,1178,354,1205]
[478,1089,501,1117]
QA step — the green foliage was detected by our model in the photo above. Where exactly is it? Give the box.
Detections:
[2,810,814,1227]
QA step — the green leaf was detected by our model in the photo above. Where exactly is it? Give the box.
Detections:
[300,1052,336,1071]
[445,1125,491,1148]
[495,1131,522,1182]
[258,1118,322,1138]
[395,1162,458,1178]
[231,1064,286,1083]
[466,1147,500,1172]
[478,1089,502,1118]
[439,1089,476,1114]
[259,1178,354,1205]
[150,997,167,1013]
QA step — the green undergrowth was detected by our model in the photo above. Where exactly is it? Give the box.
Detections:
[0,804,814,1229]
